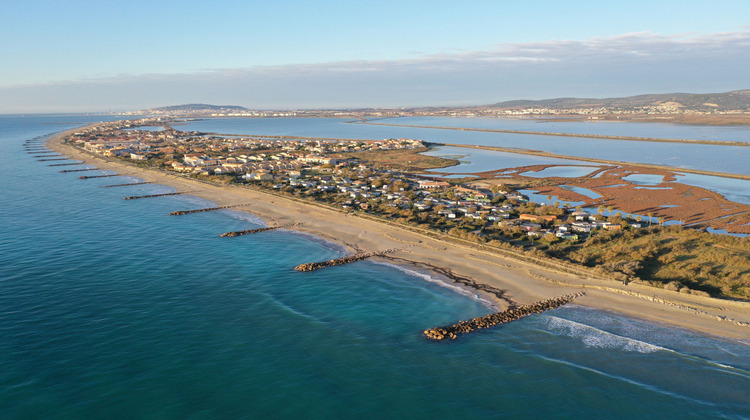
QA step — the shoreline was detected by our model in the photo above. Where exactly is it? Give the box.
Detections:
[46,127,750,343]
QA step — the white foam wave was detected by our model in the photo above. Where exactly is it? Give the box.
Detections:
[257,291,327,326]
[221,209,267,227]
[172,194,215,207]
[112,175,142,183]
[370,261,498,309]
[543,316,668,353]
[281,230,349,254]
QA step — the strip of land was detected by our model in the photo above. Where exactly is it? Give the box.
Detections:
[355,120,750,147]
[47,128,750,341]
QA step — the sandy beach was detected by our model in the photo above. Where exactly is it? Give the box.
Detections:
[47,129,750,342]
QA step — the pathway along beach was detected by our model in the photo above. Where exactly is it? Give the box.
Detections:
[48,127,750,341]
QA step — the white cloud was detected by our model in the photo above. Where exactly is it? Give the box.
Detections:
[2,30,749,112]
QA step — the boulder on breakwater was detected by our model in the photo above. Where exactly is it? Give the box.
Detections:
[124,191,188,200]
[424,292,586,341]
[220,223,300,237]
[169,203,248,216]
[294,249,398,272]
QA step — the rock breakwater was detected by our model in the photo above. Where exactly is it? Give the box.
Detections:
[124,191,190,200]
[79,174,120,179]
[61,168,99,173]
[48,162,83,167]
[169,204,249,216]
[294,249,398,272]
[424,292,586,341]
[220,223,301,237]
[101,182,153,188]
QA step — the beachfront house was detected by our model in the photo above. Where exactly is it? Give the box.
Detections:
[243,172,273,181]
[572,210,590,221]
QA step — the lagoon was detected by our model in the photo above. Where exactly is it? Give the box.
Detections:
[175,117,750,176]
[390,116,750,143]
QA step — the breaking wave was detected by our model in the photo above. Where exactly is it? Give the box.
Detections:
[542,315,668,353]
[222,209,267,227]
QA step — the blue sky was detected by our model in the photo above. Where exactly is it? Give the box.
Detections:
[1,0,749,112]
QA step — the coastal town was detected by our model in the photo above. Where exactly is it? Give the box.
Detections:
[61,117,750,301]
[67,118,642,244]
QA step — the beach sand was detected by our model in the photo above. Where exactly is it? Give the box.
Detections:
[47,129,750,341]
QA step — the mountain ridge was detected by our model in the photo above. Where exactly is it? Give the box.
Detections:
[487,90,750,111]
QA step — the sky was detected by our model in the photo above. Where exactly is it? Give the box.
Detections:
[1,0,749,113]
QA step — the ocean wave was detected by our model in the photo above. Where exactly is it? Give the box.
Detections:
[171,193,214,206]
[221,209,267,227]
[256,291,328,326]
[281,230,349,254]
[542,316,668,353]
[370,261,498,309]
[534,354,719,408]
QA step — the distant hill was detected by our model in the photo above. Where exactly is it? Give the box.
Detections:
[148,103,248,113]
[488,90,750,111]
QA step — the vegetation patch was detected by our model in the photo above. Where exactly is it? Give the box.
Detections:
[346,147,458,171]
[566,226,750,299]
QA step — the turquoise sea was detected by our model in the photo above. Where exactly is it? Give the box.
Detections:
[2,115,750,419]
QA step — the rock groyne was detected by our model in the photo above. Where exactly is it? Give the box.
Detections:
[424,292,586,341]
[294,249,398,272]
[124,191,190,200]
[79,174,120,179]
[169,203,249,216]
[61,168,99,173]
[101,182,153,188]
[220,223,301,237]
[48,162,84,167]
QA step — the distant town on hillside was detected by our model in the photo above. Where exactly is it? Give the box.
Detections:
[120,90,750,120]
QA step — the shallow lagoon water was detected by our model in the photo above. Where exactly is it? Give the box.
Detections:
[520,166,599,178]
[519,189,586,208]
[672,173,750,205]
[421,146,596,174]
[561,185,603,199]
[2,115,750,419]
[623,174,669,185]
[392,116,750,143]
[175,117,750,176]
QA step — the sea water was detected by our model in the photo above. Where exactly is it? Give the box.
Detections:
[1,115,749,419]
